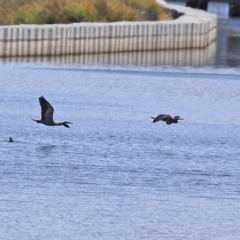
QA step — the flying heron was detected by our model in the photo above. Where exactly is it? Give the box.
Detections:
[32,96,72,128]
[151,114,183,125]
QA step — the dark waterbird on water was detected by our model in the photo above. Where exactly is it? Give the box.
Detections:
[151,114,184,125]
[32,96,72,128]
[9,137,14,142]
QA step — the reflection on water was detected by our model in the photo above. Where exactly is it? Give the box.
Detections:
[218,18,240,37]
[40,145,56,150]
[208,2,229,18]
[216,18,240,68]
[167,2,240,68]
[0,42,216,67]
[226,37,240,67]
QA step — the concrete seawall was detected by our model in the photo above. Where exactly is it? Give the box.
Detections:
[0,2,217,57]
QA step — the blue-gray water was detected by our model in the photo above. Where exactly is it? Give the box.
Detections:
[1,3,240,239]
[1,64,240,240]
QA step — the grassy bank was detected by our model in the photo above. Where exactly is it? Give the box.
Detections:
[0,0,172,25]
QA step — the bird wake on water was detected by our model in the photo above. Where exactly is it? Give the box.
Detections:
[32,96,72,128]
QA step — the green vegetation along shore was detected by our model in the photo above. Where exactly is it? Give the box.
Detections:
[0,0,172,25]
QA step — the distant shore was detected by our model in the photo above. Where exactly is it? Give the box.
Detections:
[0,1,217,57]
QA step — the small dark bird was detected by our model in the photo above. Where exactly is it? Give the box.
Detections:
[151,114,184,125]
[32,96,72,128]
[9,137,14,142]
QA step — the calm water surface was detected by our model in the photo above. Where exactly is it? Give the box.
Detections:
[1,5,240,239]
[1,63,240,240]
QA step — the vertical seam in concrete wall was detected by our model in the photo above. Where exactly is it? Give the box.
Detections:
[3,28,7,57]
[48,28,52,56]
[27,28,30,56]
[34,28,38,56]
[16,28,19,56]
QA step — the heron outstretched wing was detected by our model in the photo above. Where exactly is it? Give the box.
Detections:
[39,96,54,122]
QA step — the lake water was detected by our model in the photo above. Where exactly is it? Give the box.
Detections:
[1,63,240,240]
[1,3,240,240]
